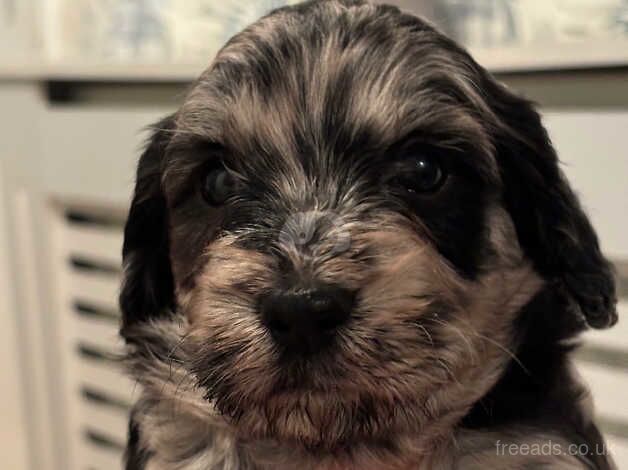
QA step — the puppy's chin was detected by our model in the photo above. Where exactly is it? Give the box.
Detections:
[223,388,424,449]
[185,324,443,449]
[186,311,506,451]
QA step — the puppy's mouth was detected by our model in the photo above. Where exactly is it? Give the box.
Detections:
[191,324,435,447]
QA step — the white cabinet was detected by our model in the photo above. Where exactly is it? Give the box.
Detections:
[0,81,626,470]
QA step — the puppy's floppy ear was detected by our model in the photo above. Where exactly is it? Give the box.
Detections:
[485,77,617,330]
[120,115,176,337]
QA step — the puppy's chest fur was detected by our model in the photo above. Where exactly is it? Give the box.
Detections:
[133,400,590,470]
[126,320,592,470]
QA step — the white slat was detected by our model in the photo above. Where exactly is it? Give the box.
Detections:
[577,363,628,424]
[79,401,129,445]
[65,223,123,267]
[68,270,120,310]
[80,440,123,470]
[584,301,628,352]
[74,315,122,354]
[77,359,137,405]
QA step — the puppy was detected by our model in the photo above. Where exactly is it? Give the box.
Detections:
[120,1,619,468]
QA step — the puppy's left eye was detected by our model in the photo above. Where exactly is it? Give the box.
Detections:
[396,154,446,194]
[201,166,240,205]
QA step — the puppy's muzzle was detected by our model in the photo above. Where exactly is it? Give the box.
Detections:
[259,285,355,355]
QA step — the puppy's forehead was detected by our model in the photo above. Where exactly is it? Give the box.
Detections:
[174,2,497,174]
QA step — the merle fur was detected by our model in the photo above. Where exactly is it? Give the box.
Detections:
[119,1,618,468]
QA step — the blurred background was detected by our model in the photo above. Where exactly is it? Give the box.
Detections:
[0,1,627,469]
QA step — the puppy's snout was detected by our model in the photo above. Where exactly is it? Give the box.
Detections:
[259,285,354,355]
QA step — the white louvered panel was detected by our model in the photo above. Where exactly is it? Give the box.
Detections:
[68,269,121,311]
[79,401,129,445]
[49,206,131,470]
[549,114,628,467]
[578,363,628,424]
[77,351,136,405]
[80,441,124,470]
[578,261,628,466]
[39,105,170,470]
[66,223,123,267]
[74,315,122,354]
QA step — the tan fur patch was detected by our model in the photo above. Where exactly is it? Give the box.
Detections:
[171,206,543,457]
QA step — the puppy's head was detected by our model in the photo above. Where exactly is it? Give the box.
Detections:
[121,0,616,451]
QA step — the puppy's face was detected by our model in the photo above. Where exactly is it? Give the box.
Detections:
[121,0,617,451]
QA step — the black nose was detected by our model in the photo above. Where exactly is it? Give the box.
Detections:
[260,285,354,355]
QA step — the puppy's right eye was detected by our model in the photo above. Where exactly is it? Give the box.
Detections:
[390,153,447,195]
[402,154,446,194]
[200,166,239,206]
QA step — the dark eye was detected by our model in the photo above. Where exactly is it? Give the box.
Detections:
[200,166,240,206]
[395,154,446,194]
